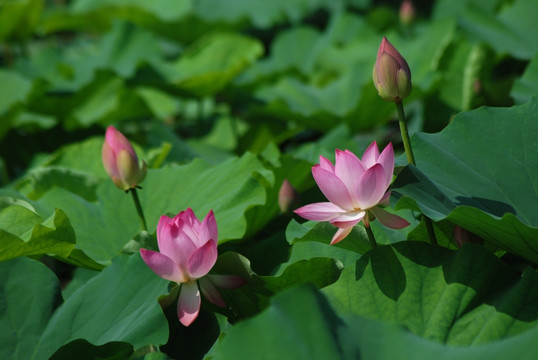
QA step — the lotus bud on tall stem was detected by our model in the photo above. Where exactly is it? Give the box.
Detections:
[373,37,438,245]
[102,126,148,231]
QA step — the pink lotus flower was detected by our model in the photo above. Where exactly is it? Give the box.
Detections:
[102,126,147,191]
[294,142,409,245]
[373,37,412,103]
[140,208,245,326]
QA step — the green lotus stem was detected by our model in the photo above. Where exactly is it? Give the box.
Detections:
[130,188,148,232]
[365,226,378,248]
[395,101,416,165]
[395,101,438,245]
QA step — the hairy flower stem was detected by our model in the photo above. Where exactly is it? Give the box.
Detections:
[365,226,378,248]
[395,101,438,245]
[130,188,148,231]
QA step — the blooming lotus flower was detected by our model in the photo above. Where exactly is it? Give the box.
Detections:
[140,208,245,326]
[294,142,409,245]
[102,126,147,191]
[373,37,412,103]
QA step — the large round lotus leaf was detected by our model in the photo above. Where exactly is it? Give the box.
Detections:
[392,97,538,263]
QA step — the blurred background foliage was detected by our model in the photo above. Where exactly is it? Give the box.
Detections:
[1,0,536,188]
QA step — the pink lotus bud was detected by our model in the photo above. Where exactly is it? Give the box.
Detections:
[373,37,412,103]
[454,226,484,248]
[278,179,299,213]
[102,126,147,191]
[400,0,415,25]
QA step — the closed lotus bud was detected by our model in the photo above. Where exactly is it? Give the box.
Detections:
[400,0,415,26]
[373,37,412,103]
[454,226,484,248]
[278,179,299,213]
[102,126,147,191]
